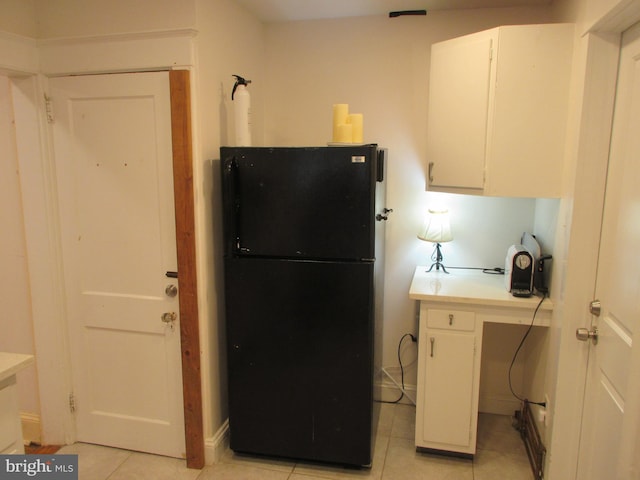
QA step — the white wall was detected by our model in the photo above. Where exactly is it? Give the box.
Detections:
[0,0,41,433]
[262,8,555,392]
[0,0,37,37]
[193,0,266,439]
[0,74,40,420]
[34,0,195,38]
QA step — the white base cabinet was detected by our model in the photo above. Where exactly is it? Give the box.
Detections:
[415,306,483,455]
[0,353,34,454]
[0,376,23,454]
[410,269,553,457]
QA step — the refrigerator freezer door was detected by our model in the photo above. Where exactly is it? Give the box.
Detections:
[225,257,375,466]
[221,146,379,261]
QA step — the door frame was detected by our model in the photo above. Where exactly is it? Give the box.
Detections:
[548,3,640,480]
[52,69,204,467]
[4,31,204,467]
[169,69,204,468]
[4,65,204,469]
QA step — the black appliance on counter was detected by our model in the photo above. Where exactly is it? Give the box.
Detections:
[220,145,388,467]
[505,232,553,297]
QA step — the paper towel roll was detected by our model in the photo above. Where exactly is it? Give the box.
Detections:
[347,114,363,143]
[335,123,353,143]
[333,104,349,142]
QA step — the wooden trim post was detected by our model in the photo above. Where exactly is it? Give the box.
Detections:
[169,69,204,469]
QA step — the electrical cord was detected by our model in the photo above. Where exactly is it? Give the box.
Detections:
[508,292,548,407]
[380,333,416,404]
[446,266,505,275]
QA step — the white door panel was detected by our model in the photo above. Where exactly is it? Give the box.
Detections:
[50,72,185,458]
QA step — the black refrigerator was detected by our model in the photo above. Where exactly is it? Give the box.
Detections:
[220,144,388,467]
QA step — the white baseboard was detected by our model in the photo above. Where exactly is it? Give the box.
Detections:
[20,412,41,445]
[479,394,521,416]
[378,367,417,406]
[204,419,229,465]
[379,382,416,405]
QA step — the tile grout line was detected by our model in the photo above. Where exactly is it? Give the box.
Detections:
[378,432,393,480]
[379,402,399,480]
[103,450,134,480]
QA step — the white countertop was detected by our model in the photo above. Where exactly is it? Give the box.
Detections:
[0,352,34,383]
[409,267,553,311]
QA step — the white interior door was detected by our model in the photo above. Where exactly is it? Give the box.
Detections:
[576,23,640,479]
[50,72,185,458]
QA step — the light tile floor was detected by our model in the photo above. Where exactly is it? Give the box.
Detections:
[57,404,533,479]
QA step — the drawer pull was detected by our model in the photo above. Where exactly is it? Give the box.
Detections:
[430,336,435,357]
[426,309,475,331]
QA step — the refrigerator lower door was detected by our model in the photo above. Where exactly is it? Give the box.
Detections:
[225,257,375,466]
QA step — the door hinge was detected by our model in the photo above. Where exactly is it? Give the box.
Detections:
[69,392,76,413]
[44,94,54,123]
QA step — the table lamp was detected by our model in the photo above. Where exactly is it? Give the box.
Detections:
[418,208,453,273]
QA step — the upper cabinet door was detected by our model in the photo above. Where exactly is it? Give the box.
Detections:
[426,24,574,198]
[426,31,494,190]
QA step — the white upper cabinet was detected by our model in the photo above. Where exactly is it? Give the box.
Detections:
[426,24,574,197]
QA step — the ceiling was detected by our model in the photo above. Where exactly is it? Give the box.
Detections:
[235,0,551,23]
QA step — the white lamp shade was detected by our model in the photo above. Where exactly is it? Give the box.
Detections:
[418,209,453,243]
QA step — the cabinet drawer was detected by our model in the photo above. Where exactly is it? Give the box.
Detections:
[427,309,475,331]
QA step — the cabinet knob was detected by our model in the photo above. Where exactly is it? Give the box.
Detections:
[430,336,435,357]
[449,314,454,325]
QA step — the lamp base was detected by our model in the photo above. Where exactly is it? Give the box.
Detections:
[426,261,449,274]
[425,243,450,274]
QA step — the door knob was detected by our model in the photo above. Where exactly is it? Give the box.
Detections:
[576,327,598,345]
[165,284,178,297]
[589,300,601,316]
[161,312,177,330]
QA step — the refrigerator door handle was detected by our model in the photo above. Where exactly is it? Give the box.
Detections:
[222,156,242,254]
[376,149,386,182]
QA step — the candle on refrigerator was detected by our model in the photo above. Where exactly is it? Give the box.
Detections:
[332,104,349,142]
[335,123,353,143]
[347,114,363,143]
